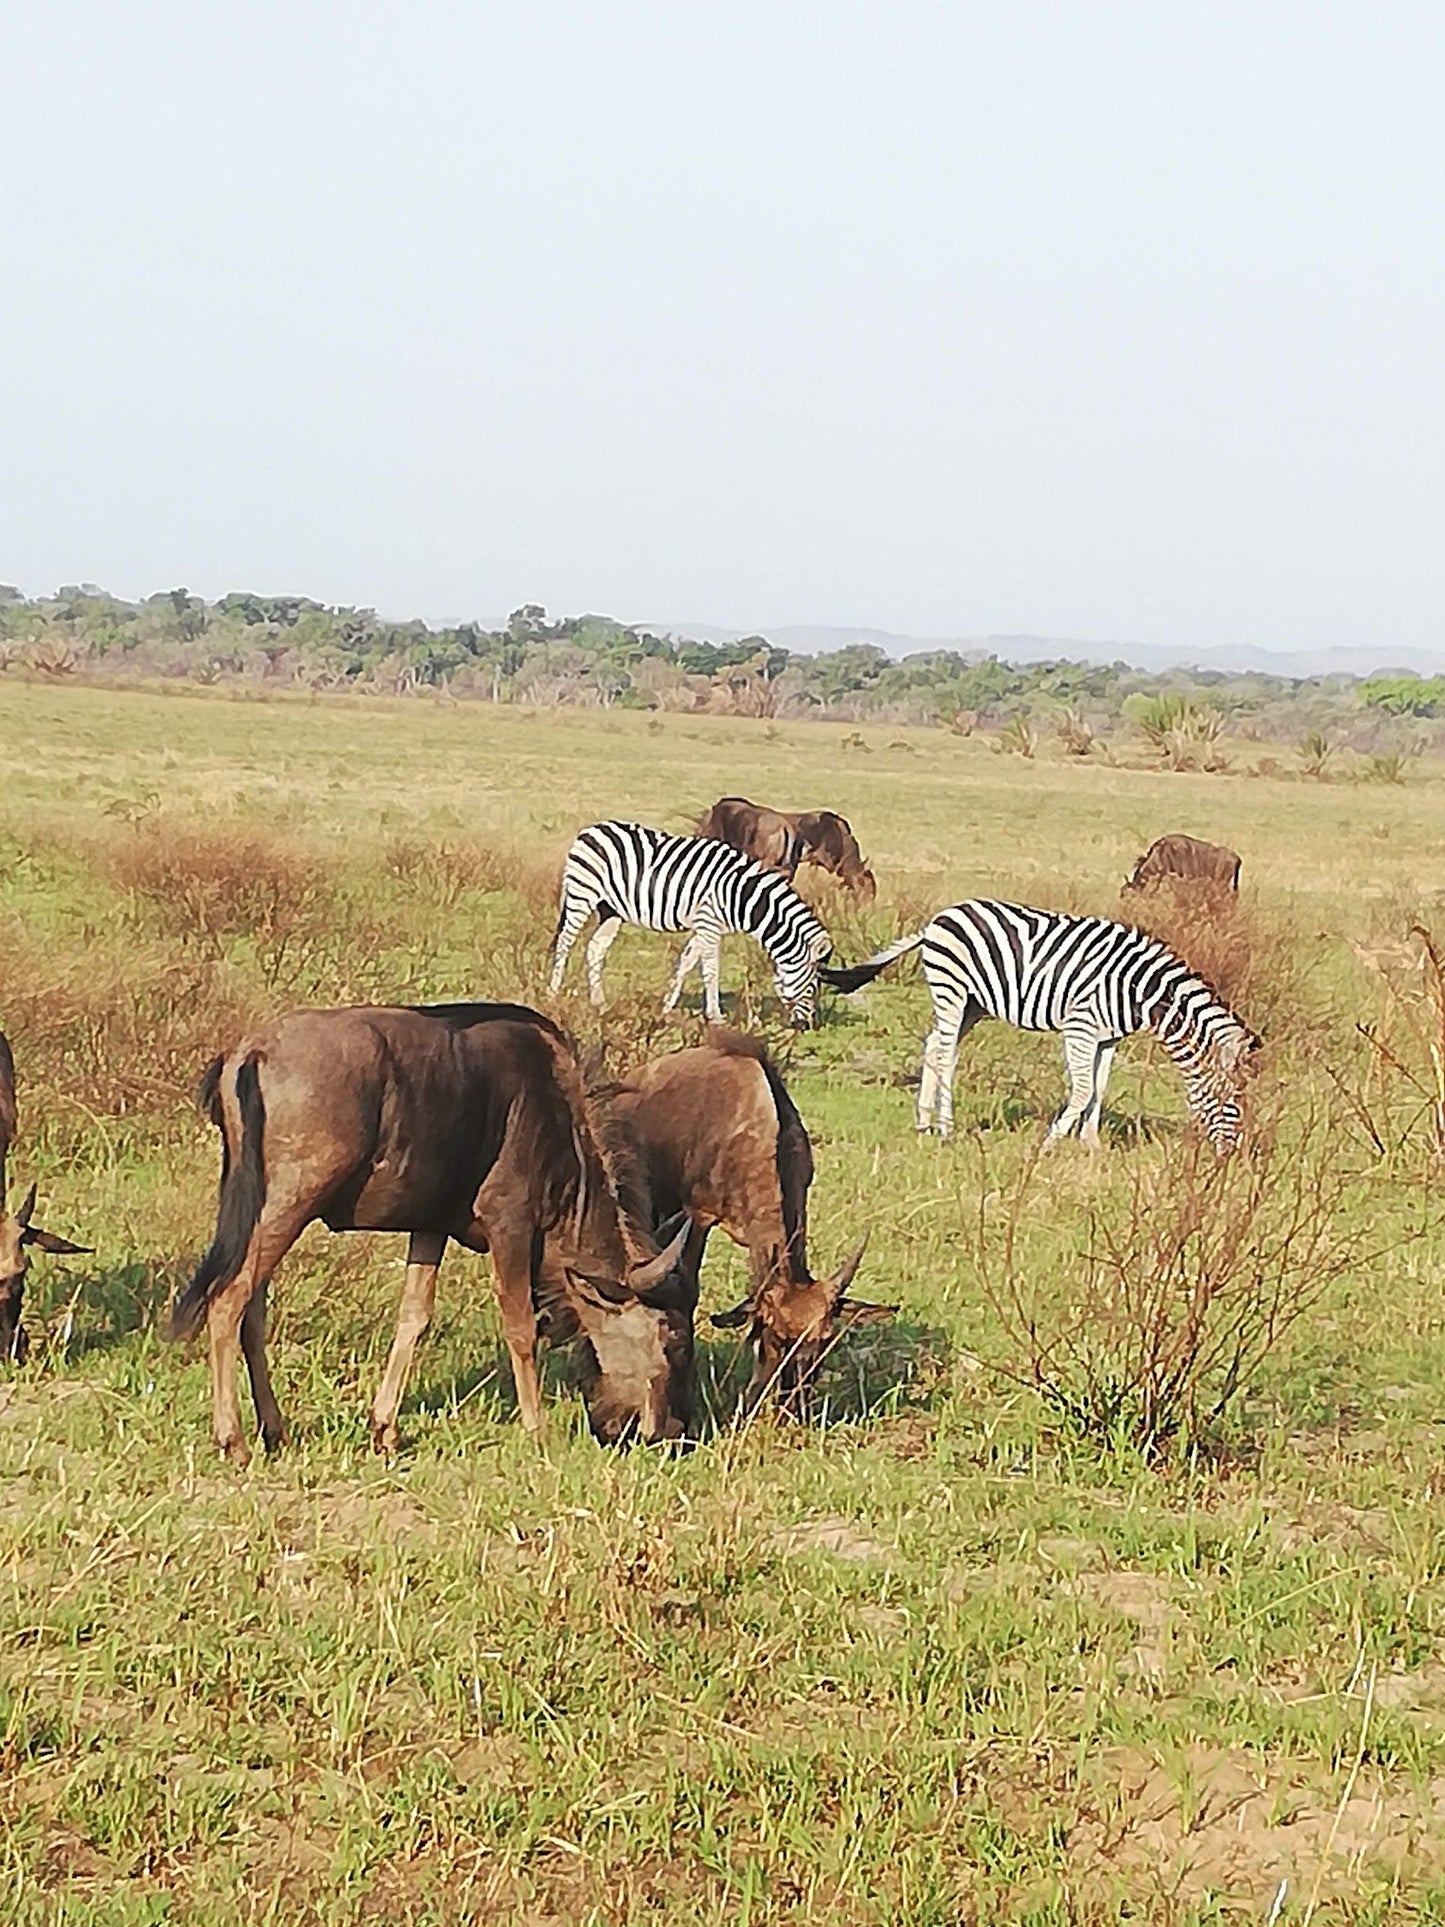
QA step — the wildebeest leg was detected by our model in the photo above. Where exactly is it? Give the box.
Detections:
[584,916,622,1009]
[206,1206,312,1467]
[1079,1041,1118,1150]
[369,1230,446,1453]
[471,1189,545,1433]
[663,934,703,1014]
[239,1279,286,1455]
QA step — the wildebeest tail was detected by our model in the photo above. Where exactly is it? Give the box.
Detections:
[169,1054,266,1340]
[820,928,925,993]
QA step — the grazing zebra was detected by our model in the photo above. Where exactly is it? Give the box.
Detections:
[550,822,833,1027]
[823,899,1258,1149]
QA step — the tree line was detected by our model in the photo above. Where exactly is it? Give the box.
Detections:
[0,583,1435,743]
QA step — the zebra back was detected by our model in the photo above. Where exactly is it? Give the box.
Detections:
[563,822,830,967]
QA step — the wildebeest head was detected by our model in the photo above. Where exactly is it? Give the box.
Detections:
[0,1182,89,1364]
[712,1239,893,1414]
[796,811,877,903]
[568,1216,696,1445]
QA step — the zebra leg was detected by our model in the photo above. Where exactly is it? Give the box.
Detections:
[698,931,724,1023]
[1079,1041,1118,1149]
[549,889,592,993]
[663,934,703,1014]
[584,916,623,1008]
[1050,1028,1102,1142]
[926,1003,980,1138]
[916,1028,941,1132]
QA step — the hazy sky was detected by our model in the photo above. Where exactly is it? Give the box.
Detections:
[4,3,1442,656]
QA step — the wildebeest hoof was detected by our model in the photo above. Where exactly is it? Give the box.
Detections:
[261,1424,288,1456]
[370,1421,399,1455]
[217,1435,251,1469]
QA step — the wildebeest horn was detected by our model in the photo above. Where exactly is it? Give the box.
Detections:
[825,1238,868,1307]
[710,1298,754,1329]
[22,1226,91,1256]
[13,1183,37,1230]
[628,1218,691,1293]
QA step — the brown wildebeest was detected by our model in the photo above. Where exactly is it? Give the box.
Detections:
[698,797,877,902]
[606,1032,890,1413]
[1123,834,1242,897]
[0,1029,90,1364]
[168,1003,694,1464]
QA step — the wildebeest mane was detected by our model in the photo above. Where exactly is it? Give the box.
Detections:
[703,1031,813,1282]
[409,1000,569,1042]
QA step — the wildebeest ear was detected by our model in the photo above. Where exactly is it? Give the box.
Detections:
[13,1183,37,1230]
[825,1238,868,1308]
[710,1298,754,1329]
[627,1218,691,1292]
[21,1226,91,1257]
[836,1299,896,1328]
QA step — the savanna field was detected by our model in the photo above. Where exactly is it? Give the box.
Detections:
[6,680,1445,1926]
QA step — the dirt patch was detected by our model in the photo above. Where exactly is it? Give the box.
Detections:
[772,1515,893,1561]
[1075,1743,1445,1912]
[1062,1569,1174,1682]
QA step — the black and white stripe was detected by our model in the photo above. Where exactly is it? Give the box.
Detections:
[824,899,1258,1148]
[550,822,833,1027]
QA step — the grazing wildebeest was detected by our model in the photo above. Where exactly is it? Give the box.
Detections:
[1123,834,1242,897]
[607,1032,889,1412]
[0,1030,90,1364]
[697,797,877,902]
[825,901,1259,1151]
[168,1004,695,1463]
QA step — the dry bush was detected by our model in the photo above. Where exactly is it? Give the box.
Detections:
[0,917,260,1119]
[105,822,338,984]
[383,834,560,921]
[1337,924,1445,1171]
[972,1101,1381,1457]
[1053,707,1095,757]
[997,715,1038,759]
[1122,886,1306,1048]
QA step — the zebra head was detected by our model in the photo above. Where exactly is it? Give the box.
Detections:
[775,928,833,1029]
[1181,1020,1261,1153]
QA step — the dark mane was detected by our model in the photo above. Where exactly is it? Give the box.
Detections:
[409,1001,569,1042]
[703,1030,813,1281]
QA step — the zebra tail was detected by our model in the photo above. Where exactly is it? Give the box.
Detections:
[820,928,925,993]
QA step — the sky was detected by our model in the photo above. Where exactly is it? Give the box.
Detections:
[3,3,1443,661]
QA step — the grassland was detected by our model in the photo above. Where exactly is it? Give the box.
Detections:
[3,679,1445,1924]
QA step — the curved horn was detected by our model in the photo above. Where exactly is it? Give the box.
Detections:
[13,1183,37,1230]
[627,1217,691,1293]
[826,1237,868,1308]
[710,1298,754,1330]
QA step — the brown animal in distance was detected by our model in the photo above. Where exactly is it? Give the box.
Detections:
[0,1030,90,1364]
[607,1031,891,1412]
[698,797,877,902]
[1123,833,1242,897]
[169,1004,694,1464]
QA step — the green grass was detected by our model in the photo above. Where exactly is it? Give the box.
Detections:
[5,680,1445,1922]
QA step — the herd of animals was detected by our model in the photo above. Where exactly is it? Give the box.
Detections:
[0,802,1253,1461]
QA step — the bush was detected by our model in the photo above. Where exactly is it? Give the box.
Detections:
[972,1107,1376,1457]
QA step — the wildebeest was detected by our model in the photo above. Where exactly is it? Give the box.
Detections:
[0,1030,90,1364]
[169,1004,695,1463]
[1123,834,1242,897]
[697,797,877,902]
[606,1032,889,1411]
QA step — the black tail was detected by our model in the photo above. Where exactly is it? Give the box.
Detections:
[169,1054,266,1340]
[820,958,893,992]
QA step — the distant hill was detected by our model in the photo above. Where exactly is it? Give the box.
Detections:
[643,622,1445,681]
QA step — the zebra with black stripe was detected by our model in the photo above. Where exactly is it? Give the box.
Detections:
[550,822,834,1027]
[823,899,1259,1149]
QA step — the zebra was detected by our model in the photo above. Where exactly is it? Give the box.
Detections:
[823,899,1259,1149]
[549,822,834,1027]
